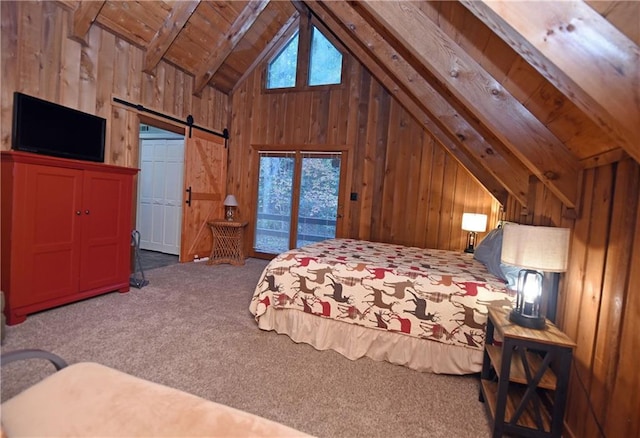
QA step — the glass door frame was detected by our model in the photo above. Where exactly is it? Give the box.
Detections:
[249,144,352,259]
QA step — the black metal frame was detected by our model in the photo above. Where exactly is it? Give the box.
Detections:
[1,349,68,371]
[112,97,229,142]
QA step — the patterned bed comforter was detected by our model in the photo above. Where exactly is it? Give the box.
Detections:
[250,238,514,351]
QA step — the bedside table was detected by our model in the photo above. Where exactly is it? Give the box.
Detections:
[206,220,248,266]
[480,306,576,437]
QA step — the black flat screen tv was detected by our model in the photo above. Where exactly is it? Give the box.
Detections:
[12,92,106,163]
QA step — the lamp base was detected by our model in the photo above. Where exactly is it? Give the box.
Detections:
[225,206,235,222]
[509,310,546,330]
[464,231,476,254]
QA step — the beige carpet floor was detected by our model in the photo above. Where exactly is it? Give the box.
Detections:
[1,258,491,437]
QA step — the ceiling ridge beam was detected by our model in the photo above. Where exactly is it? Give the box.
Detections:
[461,0,640,165]
[313,0,528,204]
[68,0,105,45]
[304,0,509,205]
[193,0,270,96]
[359,0,581,208]
[143,0,201,74]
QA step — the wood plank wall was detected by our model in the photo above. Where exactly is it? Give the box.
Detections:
[0,1,228,168]
[229,54,502,254]
[503,158,640,438]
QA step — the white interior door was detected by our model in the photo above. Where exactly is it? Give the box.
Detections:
[136,138,185,255]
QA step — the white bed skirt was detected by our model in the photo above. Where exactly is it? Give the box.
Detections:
[256,307,483,375]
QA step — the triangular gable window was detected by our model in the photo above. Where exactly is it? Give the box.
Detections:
[308,26,342,86]
[266,31,299,89]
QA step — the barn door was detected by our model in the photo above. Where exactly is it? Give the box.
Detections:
[180,127,227,262]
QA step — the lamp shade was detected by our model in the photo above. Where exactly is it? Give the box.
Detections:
[223,194,238,207]
[501,224,570,272]
[461,213,488,233]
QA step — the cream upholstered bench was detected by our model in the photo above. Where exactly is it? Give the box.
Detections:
[1,350,311,437]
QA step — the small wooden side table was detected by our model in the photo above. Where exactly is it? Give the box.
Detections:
[206,220,248,266]
[480,306,576,437]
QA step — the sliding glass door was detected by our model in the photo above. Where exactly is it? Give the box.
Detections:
[255,153,295,254]
[254,151,343,255]
[297,153,341,247]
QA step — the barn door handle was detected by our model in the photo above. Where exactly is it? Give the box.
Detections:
[185,186,192,206]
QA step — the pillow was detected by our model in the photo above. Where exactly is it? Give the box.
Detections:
[474,227,520,289]
[474,228,504,279]
[500,262,521,290]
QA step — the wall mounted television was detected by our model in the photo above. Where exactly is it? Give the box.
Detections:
[12,92,106,163]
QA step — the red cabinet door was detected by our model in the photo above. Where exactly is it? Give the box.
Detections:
[78,170,132,292]
[12,164,83,307]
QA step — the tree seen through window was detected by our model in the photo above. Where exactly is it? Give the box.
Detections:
[308,26,342,86]
[255,153,341,253]
[267,32,299,89]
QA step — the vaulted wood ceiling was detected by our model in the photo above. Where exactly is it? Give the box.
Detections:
[58,0,639,209]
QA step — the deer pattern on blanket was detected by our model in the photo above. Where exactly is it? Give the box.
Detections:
[249,239,515,351]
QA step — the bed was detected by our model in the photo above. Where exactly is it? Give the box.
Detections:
[249,237,515,374]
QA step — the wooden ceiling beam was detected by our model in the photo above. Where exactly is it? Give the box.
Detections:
[359,1,582,208]
[193,0,270,96]
[68,0,105,45]
[143,0,201,74]
[304,0,509,205]
[461,0,640,165]
[311,0,526,205]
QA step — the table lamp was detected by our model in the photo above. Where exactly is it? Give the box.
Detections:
[501,223,570,329]
[224,194,238,221]
[461,213,488,253]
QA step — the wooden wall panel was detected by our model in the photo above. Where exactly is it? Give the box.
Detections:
[228,51,501,254]
[0,2,19,149]
[503,158,640,438]
[607,178,640,438]
[593,159,639,437]
[0,1,228,170]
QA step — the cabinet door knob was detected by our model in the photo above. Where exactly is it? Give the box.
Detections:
[76,210,81,215]
[85,210,90,215]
